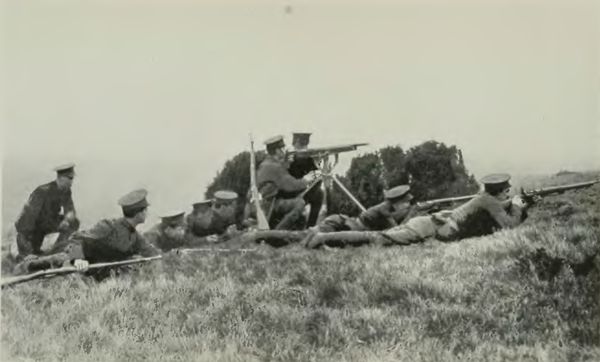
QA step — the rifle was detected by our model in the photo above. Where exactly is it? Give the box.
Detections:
[1,246,261,288]
[1,256,163,288]
[249,134,270,230]
[415,179,600,211]
[287,143,368,160]
[519,179,600,204]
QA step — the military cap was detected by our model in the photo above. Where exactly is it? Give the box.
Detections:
[118,189,149,212]
[214,190,238,202]
[480,173,511,186]
[292,132,312,148]
[383,185,411,201]
[264,135,285,152]
[53,163,75,177]
[192,199,213,209]
[160,210,185,226]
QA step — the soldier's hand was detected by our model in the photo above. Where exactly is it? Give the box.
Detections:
[74,259,89,272]
[23,254,39,262]
[131,254,143,260]
[58,220,70,231]
[206,234,219,243]
[511,195,527,208]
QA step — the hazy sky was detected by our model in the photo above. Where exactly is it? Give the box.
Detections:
[2,0,599,227]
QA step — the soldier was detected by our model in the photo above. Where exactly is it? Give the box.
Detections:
[144,210,188,252]
[256,135,309,230]
[186,200,214,237]
[317,184,417,232]
[287,132,325,227]
[14,163,80,260]
[209,190,240,236]
[65,189,160,267]
[306,174,529,248]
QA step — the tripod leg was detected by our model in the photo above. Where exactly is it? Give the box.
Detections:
[332,175,367,212]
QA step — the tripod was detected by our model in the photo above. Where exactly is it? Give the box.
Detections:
[301,152,367,221]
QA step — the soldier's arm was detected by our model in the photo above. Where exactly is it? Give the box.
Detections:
[274,164,308,193]
[136,235,161,257]
[64,220,113,260]
[484,198,524,229]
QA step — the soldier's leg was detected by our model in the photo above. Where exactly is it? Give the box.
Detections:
[16,232,45,259]
[316,214,352,232]
[274,198,306,230]
[304,185,324,227]
[382,216,438,245]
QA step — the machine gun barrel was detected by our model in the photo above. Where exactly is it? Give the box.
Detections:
[288,142,368,158]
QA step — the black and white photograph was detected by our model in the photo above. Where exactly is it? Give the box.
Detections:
[1,0,599,360]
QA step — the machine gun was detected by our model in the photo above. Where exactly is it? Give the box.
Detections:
[415,179,600,212]
[288,142,369,213]
[287,143,368,162]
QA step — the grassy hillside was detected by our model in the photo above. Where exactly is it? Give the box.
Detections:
[1,173,599,361]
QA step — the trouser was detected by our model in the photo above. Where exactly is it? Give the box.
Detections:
[305,215,451,248]
[269,197,306,230]
[16,219,80,258]
[303,183,324,227]
[317,214,365,233]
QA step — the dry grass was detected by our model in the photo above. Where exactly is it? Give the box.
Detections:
[1,173,599,361]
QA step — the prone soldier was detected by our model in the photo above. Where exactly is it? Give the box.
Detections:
[317,184,417,232]
[306,174,529,248]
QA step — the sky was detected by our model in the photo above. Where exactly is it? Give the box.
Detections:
[1,0,599,229]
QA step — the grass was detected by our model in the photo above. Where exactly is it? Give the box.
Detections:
[1,173,599,361]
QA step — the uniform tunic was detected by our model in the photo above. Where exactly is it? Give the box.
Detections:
[66,218,159,263]
[256,156,308,229]
[15,181,77,254]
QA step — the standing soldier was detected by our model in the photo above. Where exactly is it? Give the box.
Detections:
[257,135,308,230]
[317,184,417,232]
[14,163,80,260]
[287,132,324,227]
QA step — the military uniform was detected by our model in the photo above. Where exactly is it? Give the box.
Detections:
[14,164,80,256]
[307,175,528,248]
[287,132,323,227]
[145,211,204,252]
[380,174,527,245]
[318,185,415,232]
[257,136,308,230]
[186,200,215,237]
[66,189,159,263]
